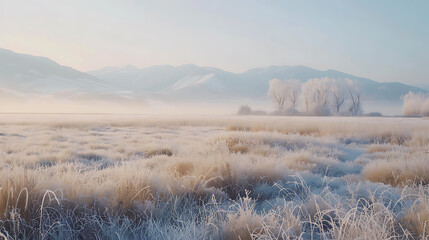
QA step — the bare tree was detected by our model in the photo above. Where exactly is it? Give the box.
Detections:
[309,77,331,108]
[331,80,347,114]
[347,81,361,115]
[333,91,345,114]
[269,77,362,116]
[301,83,311,112]
[268,79,288,110]
[284,79,301,110]
[320,78,332,108]
[300,78,331,114]
[268,79,302,111]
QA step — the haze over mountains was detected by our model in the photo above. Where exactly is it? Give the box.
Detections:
[0,48,111,93]
[89,64,426,102]
[0,48,426,114]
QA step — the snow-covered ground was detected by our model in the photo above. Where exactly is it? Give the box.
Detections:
[0,114,428,239]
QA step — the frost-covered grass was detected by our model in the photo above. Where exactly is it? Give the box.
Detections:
[0,114,428,239]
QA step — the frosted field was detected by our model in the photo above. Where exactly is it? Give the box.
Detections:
[0,114,428,240]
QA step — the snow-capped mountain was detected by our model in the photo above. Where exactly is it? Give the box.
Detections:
[1,48,426,106]
[89,64,427,101]
[0,48,112,94]
[87,64,241,100]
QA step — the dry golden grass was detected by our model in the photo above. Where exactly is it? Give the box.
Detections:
[367,144,391,153]
[0,114,428,239]
[401,203,429,237]
[223,196,301,240]
[405,133,429,147]
[363,164,429,187]
[145,148,173,157]
[0,171,35,220]
[227,125,251,132]
[363,148,429,186]
[170,161,194,178]
[216,136,250,154]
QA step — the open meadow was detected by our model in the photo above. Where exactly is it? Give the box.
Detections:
[0,114,428,239]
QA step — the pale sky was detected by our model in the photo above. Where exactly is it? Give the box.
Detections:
[0,0,428,84]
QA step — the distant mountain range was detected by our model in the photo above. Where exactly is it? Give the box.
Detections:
[0,48,427,113]
[88,64,427,102]
[0,48,112,93]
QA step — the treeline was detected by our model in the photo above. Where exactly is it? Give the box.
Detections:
[265,77,362,116]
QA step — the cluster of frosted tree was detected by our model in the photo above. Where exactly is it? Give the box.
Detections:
[402,91,429,117]
[268,77,361,116]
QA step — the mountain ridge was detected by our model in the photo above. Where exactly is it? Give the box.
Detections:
[1,48,426,103]
[88,63,426,101]
[0,48,112,93]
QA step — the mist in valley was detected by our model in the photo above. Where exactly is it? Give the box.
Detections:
[0,1,428,239]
